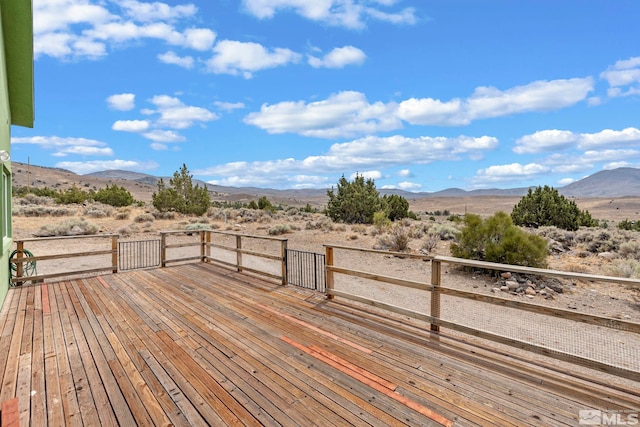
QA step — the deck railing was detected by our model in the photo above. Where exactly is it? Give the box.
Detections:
[10,234,118,285]
[325,244,640,383]
[160,230,288,284]
[11,230,288,285]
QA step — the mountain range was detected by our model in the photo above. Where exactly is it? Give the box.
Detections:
[11,163,640,200]
[85,167,640,199]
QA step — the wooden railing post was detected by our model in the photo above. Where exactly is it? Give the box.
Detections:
[112,235,118,274]
[200,231,206,263]
[430,258,441,332]
[160,233,167,267]
[281,239,288,286]
[325,246,334,299]
[205,230,211,263]
[236,235,243,272]
[15,241,24,286]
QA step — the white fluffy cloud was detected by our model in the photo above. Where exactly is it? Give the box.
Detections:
[157,51,194,68]
[142,130,186,143]
[145,95,219,129]
[308,46,366,69]
[601,56,640,97]
[206,40,301,78]
[397,78,594,126]
[34,0,215,59]
[11,136,113,157]
[242,0,416,29]
[195,133,498,189]
[213,101,246,112]
[473,163,550,186]
[107,93,135,111]
[244,91,400,138]
[514,127,640,153]
[112,120,150,132]
[245,78,596,139]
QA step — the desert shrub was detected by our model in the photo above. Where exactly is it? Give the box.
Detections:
[606,259,640,279]
[185,223,210,231]
[305,218,334,231]
[152,210,176,220]
[575,229,595,244]
[429,223,460,240]
[114,209,130,220]
[134,213,155,223]
[373,210,391,232]
[15,193,55,206]
[618,241,640,260]
[34,218,98,237]
[84,207,109,218]
[408,225,425,239]
[93,184,134,207]
[351,224,368,235]
[376,225,411,252]
[535,226,576,247]
[421,233,441,254]
[13,206,75,217]
[511,185,598,231]
[268,224,291,235]
[451,212,547,268]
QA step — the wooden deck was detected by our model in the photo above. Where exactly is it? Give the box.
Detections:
[0,263,638,426]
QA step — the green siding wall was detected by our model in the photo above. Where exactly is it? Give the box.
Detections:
[0,7,11,305]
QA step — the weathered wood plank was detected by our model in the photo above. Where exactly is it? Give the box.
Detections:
[29,286,47,427]
[0,398,19,427]
[42,284,64,427]
[0,288,28,403]
[57,281,102,426]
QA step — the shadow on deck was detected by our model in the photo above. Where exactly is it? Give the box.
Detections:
[1,263,638,426]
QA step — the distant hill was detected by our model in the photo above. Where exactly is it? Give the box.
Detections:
[12,162,640,200]
[559,168,640,197]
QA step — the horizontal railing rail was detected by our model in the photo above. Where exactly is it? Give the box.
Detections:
[11,234,118,285]
[160,230,288,284]
[325,244,640,383]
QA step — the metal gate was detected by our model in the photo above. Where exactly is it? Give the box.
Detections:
[286,249,326,292]
[118,239,161,271]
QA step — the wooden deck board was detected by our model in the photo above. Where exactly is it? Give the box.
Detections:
[0,262,638,426]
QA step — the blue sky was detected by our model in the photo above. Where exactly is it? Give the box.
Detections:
[10,0,640,192]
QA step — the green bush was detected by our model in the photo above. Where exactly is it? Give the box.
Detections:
[326,174,381,224]
[152,164,211,216]
[55,185,90,204]
[451,212,547,268]
[381,194,409,221]
[373,210,391,231]
[93,184,134,207]
[618,219,640,231]
[511,186,598,231]
[13,186,58,198]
